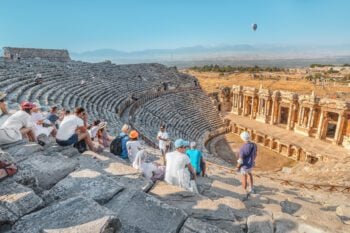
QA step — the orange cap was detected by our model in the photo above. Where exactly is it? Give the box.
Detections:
[129,130,139,139]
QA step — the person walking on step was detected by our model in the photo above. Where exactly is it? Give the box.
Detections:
[0,101,36,145]
[56,107,101,153]
[186,142,206,177]
[157,125,169,165]
[236,131,257,196]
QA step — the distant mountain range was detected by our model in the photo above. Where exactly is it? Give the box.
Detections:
[70,44,350,66]
[2,44,350,67]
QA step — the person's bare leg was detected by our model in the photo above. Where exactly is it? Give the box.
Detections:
[78,132,96,151]
[20,128,36,142]
[201,161,206,176]
[50,128,57,137]
[248,173,254,192]
[241,174,248,191]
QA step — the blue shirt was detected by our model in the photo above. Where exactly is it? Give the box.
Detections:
[186,149,202,174]
[47,113,59,124]
[120,132,129,159]
[239,142,257,169]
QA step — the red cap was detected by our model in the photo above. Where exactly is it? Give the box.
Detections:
[21,101,35,109]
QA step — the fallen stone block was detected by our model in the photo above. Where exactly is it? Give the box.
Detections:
[247,214,273,233]
[180,217,230,233]
[0,181,43,224]
[17,154,78,190]
[12,196,121,233]
[105,189,187,233]
[44,169,123,204]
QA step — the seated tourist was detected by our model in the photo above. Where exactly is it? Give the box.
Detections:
[55,107,100,152]
[0,160,17,180]
[119,124,130,159]
[0,92,9,116]
[31,103,56,140]
[0,102,36,145]
[165,139,197,191]
[126,130,142,163]
[96,121,112,148]
[186,142,206,177]
[88,119,101,140]
[47,106,59,128]
[133,150,165,182]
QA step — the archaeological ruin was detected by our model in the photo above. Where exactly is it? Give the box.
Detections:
[0,48,349,233]
[3,47,70,62]
[214,85,350,163]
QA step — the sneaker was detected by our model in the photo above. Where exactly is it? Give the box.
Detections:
[249,188,255,194]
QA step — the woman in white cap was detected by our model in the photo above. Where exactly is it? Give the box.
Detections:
[236,131,257,197]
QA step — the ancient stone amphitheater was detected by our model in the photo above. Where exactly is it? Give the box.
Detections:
[0,48,349,233]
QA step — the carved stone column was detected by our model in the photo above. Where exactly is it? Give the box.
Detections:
[333,114,345,145]
[287,103,294,130]
[316,111,325,139]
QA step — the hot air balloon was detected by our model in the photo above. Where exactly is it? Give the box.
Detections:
[252,23,257,31]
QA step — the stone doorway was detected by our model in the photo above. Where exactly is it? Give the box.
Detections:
[325,112,339,139]
[279,107,289,125]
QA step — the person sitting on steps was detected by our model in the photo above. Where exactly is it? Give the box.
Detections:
[0,101,36,145]
[56,107,102,153]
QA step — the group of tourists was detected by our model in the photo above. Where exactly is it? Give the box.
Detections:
[0,92,258,197]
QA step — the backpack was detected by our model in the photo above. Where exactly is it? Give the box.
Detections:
[74,140,87,153]
[110,135,126,156]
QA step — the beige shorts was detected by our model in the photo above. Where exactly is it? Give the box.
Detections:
[0,128,22,144]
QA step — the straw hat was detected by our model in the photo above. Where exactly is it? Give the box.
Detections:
[0,92,7,100]
[98,121,107,129]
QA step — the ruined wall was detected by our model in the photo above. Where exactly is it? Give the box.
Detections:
[3,47,70,62]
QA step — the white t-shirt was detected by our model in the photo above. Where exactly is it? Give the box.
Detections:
[89,126,99,139]
[165,151,191,186]
[157,131,169,150]
[126,140,142,164]
[1,110,34,132]
[56,115,84,141]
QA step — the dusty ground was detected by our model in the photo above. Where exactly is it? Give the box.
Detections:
[186,70,350,96]
[214,133,297,172]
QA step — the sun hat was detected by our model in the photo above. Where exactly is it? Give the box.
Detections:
[21,101,35,110]
[0,92,7,100]
[174,139,190,149]
[98,121,107,129]
[240,131,250,142]
[129,130,139,139]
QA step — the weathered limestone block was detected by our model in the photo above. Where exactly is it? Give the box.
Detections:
[12,196,121,233]
[3,143,43,163]
[105,189,188,233]
[247,215,273,233]
[0,181,43,224]
[180,218,230,233]
[150,181,244,232]
[44,169,123,204]
[17,154,78,190]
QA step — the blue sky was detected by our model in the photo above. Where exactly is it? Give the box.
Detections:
[0,0,349,52]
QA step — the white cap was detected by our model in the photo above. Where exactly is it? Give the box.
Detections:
[240,131,250,142]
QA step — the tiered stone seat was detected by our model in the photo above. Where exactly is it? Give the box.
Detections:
[133,89,225,146]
